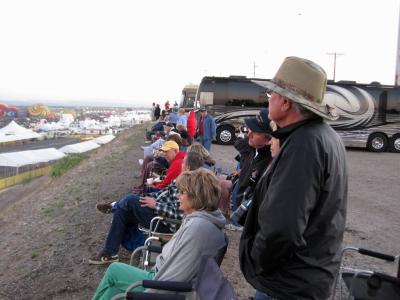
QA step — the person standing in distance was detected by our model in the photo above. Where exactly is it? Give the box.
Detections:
[154,104,161,121]
[239,56,348,300]
[197,106,216,151]
[150,102,156,121]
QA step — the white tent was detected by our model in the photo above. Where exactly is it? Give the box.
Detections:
[59,140,100,154]
[0,148,66,167]
[0,120,31,134]
[0,120,41,143]
[91,135,115,145]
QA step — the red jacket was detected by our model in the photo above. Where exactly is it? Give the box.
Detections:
[186,111,197,137]
[154,151,186,189]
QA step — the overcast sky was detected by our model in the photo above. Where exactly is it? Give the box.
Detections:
[0,0,399,107]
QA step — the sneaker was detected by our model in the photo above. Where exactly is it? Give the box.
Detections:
[140,146,147,150]
[88,253,119,265]
[225,223,243,232]
[96,203,112,214]
[138,158,144,166]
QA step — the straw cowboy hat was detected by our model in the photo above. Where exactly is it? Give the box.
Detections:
[253,56,339,120]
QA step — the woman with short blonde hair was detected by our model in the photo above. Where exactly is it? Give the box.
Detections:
[176,168,221,211]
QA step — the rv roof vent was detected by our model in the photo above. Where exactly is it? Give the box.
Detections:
[229,75,247,79]
[370,81,381,85]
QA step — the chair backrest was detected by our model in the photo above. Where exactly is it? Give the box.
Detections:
[195,256,237,300]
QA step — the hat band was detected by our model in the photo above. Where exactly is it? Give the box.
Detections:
[272,78,319,103]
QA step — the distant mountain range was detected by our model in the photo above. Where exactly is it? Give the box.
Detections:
[1,99,149,109]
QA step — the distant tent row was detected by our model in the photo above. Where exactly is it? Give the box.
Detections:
[91,135,115,145]
[0,148,66,167]
[59,140,100,154]
[0,121,41,143]
[0,135,116,167]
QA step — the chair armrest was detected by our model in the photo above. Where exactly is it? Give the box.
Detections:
[126,292,185,300]
[142,280,193,292]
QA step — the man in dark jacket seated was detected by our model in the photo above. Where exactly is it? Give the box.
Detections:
[239,56,348,300]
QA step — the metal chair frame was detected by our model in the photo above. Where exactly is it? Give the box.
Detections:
[331,246,400,300]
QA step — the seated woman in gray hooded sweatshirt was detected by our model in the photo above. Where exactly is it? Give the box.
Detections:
[92,168,226,300]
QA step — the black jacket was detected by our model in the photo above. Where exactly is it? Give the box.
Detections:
[239,118,348,300]
[234,137,272,204]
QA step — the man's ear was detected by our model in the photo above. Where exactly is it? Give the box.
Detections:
[281,97,292,112]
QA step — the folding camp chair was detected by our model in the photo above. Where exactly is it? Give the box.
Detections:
[111,255,237,300]
[332,246,400,300]
[130,216,181,269]
[131,216,228,271]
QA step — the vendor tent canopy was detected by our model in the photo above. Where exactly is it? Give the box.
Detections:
[0,148,66,167]
[59,140,100,154]
[92,135,115,145]
[0,120,31,134]
[0,120,41,143]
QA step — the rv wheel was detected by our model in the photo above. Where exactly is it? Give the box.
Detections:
[367,133,388,152]
[389,134,400,153]
[216,125,236,145]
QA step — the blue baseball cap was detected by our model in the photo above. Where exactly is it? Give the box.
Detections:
[244,109,272,134]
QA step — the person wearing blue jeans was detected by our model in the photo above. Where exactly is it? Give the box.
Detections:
[90,193,172,264]
[197,106,216,152]
[89,151,204,265]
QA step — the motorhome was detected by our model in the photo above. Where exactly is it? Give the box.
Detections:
[180,76,400,152]
[180,84,199,111]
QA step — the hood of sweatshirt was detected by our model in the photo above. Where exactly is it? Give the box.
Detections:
[185,209,226,229]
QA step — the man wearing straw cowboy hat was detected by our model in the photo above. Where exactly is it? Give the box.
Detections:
[239,57,348,300]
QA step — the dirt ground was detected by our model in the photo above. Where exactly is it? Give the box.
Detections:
[0,124,399,300]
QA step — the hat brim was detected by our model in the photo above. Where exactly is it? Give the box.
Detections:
[252,80,339,121]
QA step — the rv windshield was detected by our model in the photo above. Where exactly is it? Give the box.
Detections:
[180,91,196,108]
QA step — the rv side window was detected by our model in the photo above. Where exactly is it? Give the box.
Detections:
[387,91,400,122]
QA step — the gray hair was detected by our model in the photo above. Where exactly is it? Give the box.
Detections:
[184,152,204,171]
[291,101,317,119]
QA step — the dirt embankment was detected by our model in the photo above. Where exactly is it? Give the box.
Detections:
[0,125,150,299]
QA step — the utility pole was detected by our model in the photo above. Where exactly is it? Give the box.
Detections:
[326,52,344,81]
[253,61,257,78]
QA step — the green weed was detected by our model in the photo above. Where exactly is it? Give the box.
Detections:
[50,154,86,178]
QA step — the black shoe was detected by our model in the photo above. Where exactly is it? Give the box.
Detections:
[96,203,112,214]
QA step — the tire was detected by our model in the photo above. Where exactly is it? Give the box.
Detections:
[216,125,236,145]
[367,133,388,152]
[389,134,400,153]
